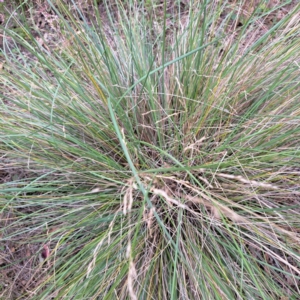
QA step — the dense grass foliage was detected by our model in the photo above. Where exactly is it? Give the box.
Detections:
[1,0,300,299]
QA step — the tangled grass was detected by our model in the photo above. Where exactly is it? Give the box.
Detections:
[1,0,300,299]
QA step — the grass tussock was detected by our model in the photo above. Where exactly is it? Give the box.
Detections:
[1,0,300,299]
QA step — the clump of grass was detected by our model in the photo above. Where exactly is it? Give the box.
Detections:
[1,0,300,299]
